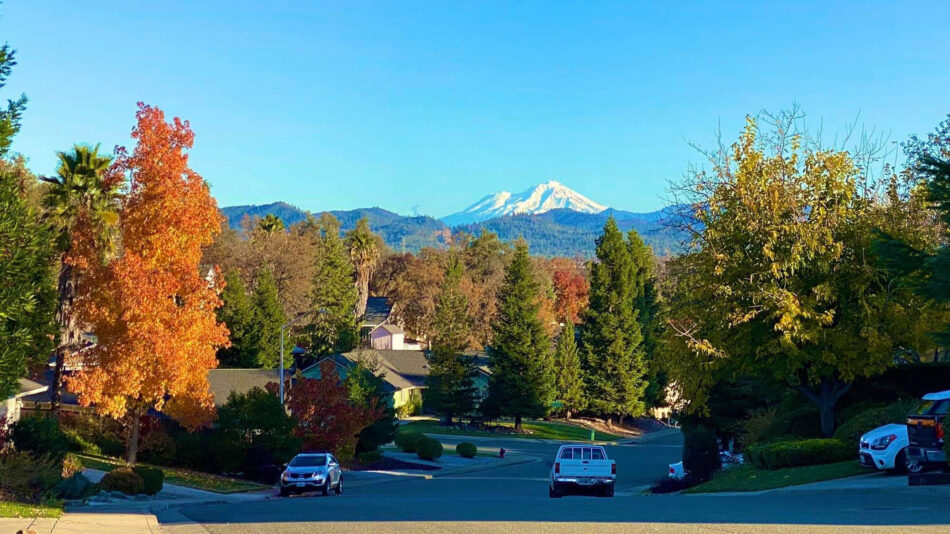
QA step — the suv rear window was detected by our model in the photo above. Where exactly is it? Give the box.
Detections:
[916,400,950,416]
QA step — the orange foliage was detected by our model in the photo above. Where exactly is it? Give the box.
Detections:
[69,103,228,430]
[550,258,589,324]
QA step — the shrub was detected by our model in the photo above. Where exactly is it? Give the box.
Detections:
[139,430,176,466]
[52,472,97,500]
[0,451,62,502]
[649,475,696,494]
[61,453,83,478]
[358,450,383,464]
[746,438,852,470]
[740,407,778,447]
[415,437,443,461]
[9,416,70,460]
[0,415,7,449]
[99,467,145,495]
[682,425,721,482]
[456,442,477,458]
[833,399,918,448]
[394,432,424,453]
[132,465,164,495]
[60,414,125,458]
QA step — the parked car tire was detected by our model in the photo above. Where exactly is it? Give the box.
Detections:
[279,487,290,498]
[905,454,926,474]
[322,479,331,496]
[336,477,343,495]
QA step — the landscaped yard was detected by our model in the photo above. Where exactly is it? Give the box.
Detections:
[403,418,621,442]
[0,500,63,519]
[684,461,867,493]
[77,454,271,494]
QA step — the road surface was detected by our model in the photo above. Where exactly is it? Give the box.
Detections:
[160,430,950,533]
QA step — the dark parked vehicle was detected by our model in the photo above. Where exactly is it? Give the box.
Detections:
[279,452,343,497]
[906,390,949,472]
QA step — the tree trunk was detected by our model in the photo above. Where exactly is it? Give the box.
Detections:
[566,409,573,420]
[514,414,522,430]
[797,378,852,438]
[51,261,80,412]
[126,412,142,465]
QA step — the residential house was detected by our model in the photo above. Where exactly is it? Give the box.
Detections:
[370,324,405,350]
[2,378,49,426]
[301,349,491,414]
[206,368,284,407]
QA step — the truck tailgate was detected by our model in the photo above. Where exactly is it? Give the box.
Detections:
[559,459,614,477]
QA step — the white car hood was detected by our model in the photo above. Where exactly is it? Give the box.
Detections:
[861,423,907,442]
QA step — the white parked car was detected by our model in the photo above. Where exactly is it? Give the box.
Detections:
[549,445,616,498]
[859,423,920,473]
[668,451,742,480]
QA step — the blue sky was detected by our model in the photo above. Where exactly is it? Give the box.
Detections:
[4,1,949,217]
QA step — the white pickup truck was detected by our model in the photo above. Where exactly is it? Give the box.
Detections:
[549,444,616,498]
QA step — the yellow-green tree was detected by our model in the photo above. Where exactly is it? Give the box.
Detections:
[663,115,938,437]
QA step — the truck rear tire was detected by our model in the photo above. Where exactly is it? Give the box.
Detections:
[549,483,562,498]
[601,485,614,497]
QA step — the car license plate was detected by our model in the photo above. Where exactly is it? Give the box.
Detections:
[296,482,304,487]
[579,478,593,485]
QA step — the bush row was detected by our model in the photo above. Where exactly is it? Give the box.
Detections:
[746,438,852,470]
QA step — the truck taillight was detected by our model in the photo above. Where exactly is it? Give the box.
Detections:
[611,463,616,475]
[938,423,945,440]
[555,462,560,474]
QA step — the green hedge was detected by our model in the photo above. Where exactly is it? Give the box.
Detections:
[456,442,477,458]
[747,439,852,470]
[358,450,383,464]
[100,467,145,495]
[416,437,443,461]
[394,432,424,453]
[833,399,918,447]
[132,465,164,495]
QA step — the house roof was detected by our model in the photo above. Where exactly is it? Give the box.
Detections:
[206,369,282,406]
[373,324,404,336]
[14,378,48,398]
[361,297,392,327]
[302,349,428,391]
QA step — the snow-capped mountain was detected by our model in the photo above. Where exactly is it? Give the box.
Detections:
[441,181,607,226]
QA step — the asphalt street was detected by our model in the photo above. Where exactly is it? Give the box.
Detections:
[160,431,950,534]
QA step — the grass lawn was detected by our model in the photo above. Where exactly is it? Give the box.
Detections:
[76,454,270,494]
[0,500,63,518]
[685,461,868,494]
[403,418,621,442]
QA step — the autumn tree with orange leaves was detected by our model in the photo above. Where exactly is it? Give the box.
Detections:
[69,104,228,464]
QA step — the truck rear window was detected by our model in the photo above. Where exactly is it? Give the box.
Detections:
[559,447,606,460]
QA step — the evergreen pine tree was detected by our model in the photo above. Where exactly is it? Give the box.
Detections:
[582,217,648,425]
[426,257,478,424]
[486,241,554,430]
[345,352,397,453]
[250,268,286,368]
[553,321,585,419]
[627,230,667,409]
[217,270,256,367]
[309,213,358,356]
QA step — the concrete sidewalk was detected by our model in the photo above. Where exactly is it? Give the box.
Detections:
[0,510,160,534]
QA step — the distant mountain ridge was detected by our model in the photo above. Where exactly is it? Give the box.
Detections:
[442,181,607,226]
[220,202,686,257]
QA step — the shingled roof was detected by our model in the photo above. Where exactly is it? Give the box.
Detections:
[302,349,428,391]
[361,297,392,327]
[206,369,282,406]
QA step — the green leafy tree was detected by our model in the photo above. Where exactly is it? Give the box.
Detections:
[0,44,26,159]
[0,172,57,399]
[0,40,56,399]
[250,267,286,368]
[42,144,120,408]
[345,352,397,453]
[426,257,478,423]
[663,114,935,437]
[581,217,648,424]
[217,270,256,367]
[214,386,300,479]
[346,217,382,318]
[486,241,553,430]
[308,213,358,356]
[553,321,585,419]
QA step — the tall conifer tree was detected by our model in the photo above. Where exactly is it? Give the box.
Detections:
[309,213,358,356]
[250,267,286,368]
[426,257,478,423]
[486,241,553,429]
[582,217,648,425]
[217,270,255,367]
[553,321,585,419]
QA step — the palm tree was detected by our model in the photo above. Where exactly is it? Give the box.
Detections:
[41,144,121,410]
[258,214,285,234]
[345,218,381,318]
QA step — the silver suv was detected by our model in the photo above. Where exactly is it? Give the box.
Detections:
[279,452,343,497]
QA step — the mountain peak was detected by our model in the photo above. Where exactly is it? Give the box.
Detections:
[442,181,607,226]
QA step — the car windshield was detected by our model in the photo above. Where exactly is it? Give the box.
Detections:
[290,454,327,467]
[915,400,950,416]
